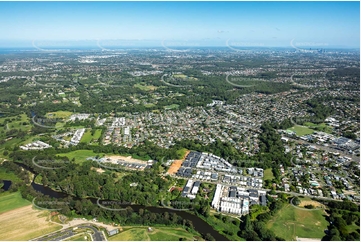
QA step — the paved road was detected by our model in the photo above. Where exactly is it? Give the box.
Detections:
[33,224,107,241]
[81,225,106,241]
[33,229,74,241]
[50,230,74,241]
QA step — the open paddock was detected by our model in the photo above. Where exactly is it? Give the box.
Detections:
[0,205,62,240]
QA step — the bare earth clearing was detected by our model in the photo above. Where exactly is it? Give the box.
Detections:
[167,160,183,174]
[167,150,190,175]
[104,155,147,164]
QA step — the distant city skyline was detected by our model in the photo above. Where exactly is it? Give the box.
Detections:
[0,1,359,48]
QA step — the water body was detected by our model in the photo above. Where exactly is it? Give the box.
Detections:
[14,162,228,241]
[2,180,12,191]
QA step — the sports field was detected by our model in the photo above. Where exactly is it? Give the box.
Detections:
[288,125,315,137]
[267,204,328,240]
[0,205,62,240]
[303,122,333,133]
[108,226,197,241]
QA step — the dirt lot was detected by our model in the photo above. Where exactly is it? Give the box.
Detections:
[167,150,190,175]
[104,155,147,164]
[299,200,325,208]
[167,160,183,174]
[0,205,62,240]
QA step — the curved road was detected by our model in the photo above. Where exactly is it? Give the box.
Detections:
[33,224,107,241]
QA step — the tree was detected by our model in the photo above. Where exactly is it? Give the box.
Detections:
[330,235,341,241]
[241,214,253,233]
[293,197,301,206]
[204,233,215,241]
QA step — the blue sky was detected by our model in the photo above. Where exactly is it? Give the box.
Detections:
[0,1,359,48]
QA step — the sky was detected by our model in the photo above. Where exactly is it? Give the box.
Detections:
[0,1,359,48]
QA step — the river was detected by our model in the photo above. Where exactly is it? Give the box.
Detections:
[14,162,229,241]
[1,180,12,191]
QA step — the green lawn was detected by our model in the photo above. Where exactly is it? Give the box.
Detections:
[80,129,102,143]
[57,150,103,164]
[148,227,196,241]
[263,168,275,180]
[164,104,179,110]
[267,204,328,240]
[108,226,197,241]
[0,167,22,182]
[0,114,31,132]
[46,111,72,119]
[108,227,150,241]
[134,83,157,91]
[289,125,315,137]
[303,122,333,134]
[0,192,31,214]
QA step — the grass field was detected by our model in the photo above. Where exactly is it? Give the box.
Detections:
[0,114,31,132]
[267,204,328,240]
[108,226,197,241]
[298,197,325,209]
[57,150,103,164]
[134,83,157,91]
[289,125,315,137]
[173,74,198,80]
[0,167,22,182]
[303,122,333,134]
[0,205,62,240]
[46,111,72,119]
[263,168,275,180]
[80,129,102,143]
[0,192,31,214]
[164,104,179,110]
